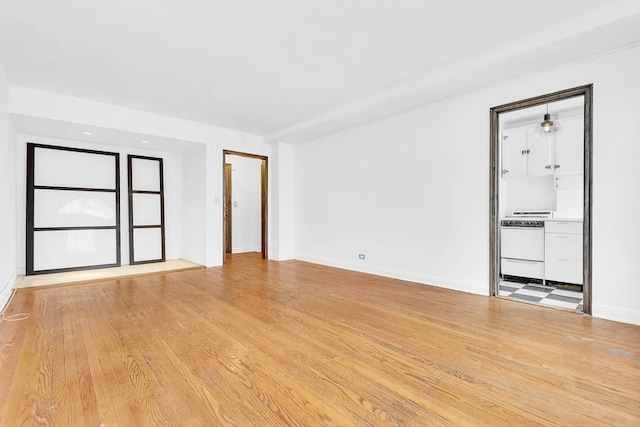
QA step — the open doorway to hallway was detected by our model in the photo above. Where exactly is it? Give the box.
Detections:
[223,150,268,263]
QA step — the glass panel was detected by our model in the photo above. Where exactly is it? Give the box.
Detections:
[35,147,117,189]
[34,189,116,228]
[133,228,162,262]
[33,229,117,271]
[132,193,161,226]
[131,158,160,192]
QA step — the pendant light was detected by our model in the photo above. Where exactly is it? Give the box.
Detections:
[533,104,563,137]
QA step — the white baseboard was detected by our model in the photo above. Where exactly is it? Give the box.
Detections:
[295,254,486,296]
[296,254,640,327]
[0,272,16,314]
[592,304,640,326]
[269,252,295,261]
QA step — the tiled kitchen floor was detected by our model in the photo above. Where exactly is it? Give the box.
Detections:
[499,280,583,311]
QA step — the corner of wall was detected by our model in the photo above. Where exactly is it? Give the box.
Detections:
[0,59,17,314]
[0,272,16,314]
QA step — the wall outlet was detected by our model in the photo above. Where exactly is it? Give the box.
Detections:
[358,254,365,260]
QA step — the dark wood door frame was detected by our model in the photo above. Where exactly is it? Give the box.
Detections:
[222,150,268,263]
[224,163,232,254]
[489,84,593,315]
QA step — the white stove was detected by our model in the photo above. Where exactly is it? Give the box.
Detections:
[500,211,550,281]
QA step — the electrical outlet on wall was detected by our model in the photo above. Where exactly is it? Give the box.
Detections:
[358,254,365,260]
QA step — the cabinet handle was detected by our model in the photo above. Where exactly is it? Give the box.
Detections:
[506,259,540,264]
[556,236,569,239]
[557,258,570,262]
[545,165,552,169]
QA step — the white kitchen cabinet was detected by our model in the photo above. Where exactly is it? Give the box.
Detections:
[554,117,584,175]
[501,258,545,279]
[501,127,552,179]
[545,220,583,285]
[501,128,526,178]
[527,130,553,176]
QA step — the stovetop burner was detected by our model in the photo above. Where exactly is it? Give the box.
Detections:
[501,211,551,227]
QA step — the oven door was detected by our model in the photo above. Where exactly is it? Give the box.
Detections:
[501,226,545,261]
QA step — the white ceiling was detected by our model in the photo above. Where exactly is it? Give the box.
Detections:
[1,0,640,143]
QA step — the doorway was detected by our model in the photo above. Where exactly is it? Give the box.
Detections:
[222,150,268,263]
[489,85,593,314]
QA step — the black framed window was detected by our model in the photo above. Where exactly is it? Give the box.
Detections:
[26,143,121,275]
[127,155,166,264]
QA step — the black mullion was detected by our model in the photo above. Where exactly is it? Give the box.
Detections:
[115,153,121,267]
[30,262,121,276]
[26,144,35,275]
[34,185,117,193]
[34,226,117,232]
[127,155,135,265]
[29,143,119,157]
[158,157,166,261]
[131,190,161,195]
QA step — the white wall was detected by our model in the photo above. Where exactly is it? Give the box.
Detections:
[271,142,295,260]
[505,176,557,212]
[0,62,16,311]
[226,155,262,253]
[294,45,640,325]
[181,145,207,265]
[15,135,183,274]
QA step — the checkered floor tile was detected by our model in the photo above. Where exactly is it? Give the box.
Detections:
[499,280,583,311]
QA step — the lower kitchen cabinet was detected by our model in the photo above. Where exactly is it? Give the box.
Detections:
[544,220,583,284]
[501,258,545,279]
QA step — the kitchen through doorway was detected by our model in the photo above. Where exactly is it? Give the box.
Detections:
[490,85,593,314]
[222,150,268,263]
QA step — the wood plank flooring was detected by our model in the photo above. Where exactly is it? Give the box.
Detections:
[1,252,639,426]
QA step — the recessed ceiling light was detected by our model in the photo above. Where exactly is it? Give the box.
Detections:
[142,140,149,144]
[82,131,92,135]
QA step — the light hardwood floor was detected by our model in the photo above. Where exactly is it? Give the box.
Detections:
[1,253,638,426]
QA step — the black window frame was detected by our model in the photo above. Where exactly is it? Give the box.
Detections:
[127,154,166,265]
[26,143,121,275]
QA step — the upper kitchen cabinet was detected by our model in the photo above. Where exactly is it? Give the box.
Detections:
[554,117,584,175]
[501,126,552,179]
[527,129,553,176]
[501,127,526,178]
[500,99,584,182]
